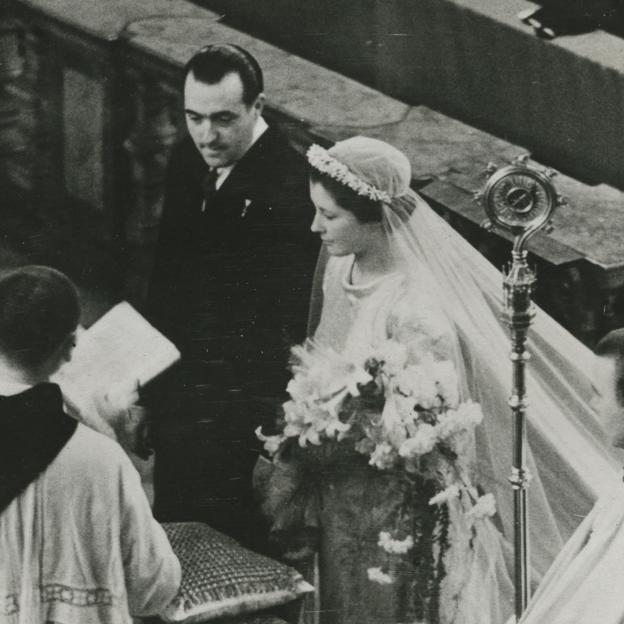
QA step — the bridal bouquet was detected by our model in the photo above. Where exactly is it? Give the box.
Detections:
[256,339,497,622]
[256,338,485,486]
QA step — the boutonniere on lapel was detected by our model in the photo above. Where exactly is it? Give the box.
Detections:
[241,199,252,218]
[240,200,273,218]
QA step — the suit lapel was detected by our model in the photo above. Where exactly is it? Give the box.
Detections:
[216,127,279,203]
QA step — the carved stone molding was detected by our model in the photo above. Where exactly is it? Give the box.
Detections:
[123,68,182,246]
[0,14,22,181]
[0,14,22,81]
[0,18,34,192]
[0,19,64,212]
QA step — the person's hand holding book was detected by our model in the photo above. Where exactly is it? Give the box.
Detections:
[52,302,179,449]
[92,378,141,430]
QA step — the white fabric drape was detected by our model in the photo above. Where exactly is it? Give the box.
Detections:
[382,192,621,578]
[308,187,621,581]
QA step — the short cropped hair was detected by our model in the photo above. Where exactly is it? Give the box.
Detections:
[0,265,80,368]
[183,44,264,106]
[309,167,383,224]
[595,328,624,407]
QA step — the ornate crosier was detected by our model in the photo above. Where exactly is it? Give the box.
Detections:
[476,154,566,620]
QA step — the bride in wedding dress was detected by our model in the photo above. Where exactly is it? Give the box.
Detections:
[255,136,620,624]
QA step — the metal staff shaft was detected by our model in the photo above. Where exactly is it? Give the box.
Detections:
[477,155,565,621]
[503,248,536,620]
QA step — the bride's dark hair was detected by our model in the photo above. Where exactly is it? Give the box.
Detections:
[309,167,382,223]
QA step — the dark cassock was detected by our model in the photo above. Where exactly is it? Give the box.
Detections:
[144,125,318,547]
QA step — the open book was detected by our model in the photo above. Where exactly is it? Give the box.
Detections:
[52,301,180,437]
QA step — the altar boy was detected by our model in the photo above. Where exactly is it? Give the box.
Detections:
[0,265,180,624]
[518,328,624,623]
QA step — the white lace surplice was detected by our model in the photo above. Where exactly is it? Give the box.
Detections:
[0,424,180,624]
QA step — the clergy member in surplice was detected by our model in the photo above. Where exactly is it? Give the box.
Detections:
[145,43,318,549]
[0,266,181,624]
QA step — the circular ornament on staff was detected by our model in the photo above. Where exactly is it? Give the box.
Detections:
[474,155,566,621]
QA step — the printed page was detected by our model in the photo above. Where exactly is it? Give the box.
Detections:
[53,301,180,431]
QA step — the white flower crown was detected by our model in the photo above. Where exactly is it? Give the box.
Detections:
[307,144,392,204]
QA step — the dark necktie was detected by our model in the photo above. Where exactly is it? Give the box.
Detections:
[201,168,219,213]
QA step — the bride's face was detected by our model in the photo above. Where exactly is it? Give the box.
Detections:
[310,182,377,257]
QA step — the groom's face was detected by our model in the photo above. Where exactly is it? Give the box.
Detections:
[184,71,264,168]
[592,355,624,447]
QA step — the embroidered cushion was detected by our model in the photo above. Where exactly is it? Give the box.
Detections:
[161,522,313,623]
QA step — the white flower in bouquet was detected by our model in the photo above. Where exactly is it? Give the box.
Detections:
[436,401,484,439]
[286,371,316,404]
[283,401,325,446]
[393,392,420,423]
[466,493,497,522]
[254,427,285,455]
[323,414,351,439]
[287,366,344,404]
[378,531,414,555]
[367,567,394,585]
[428,483,461,506]
[344,364,374,397]
[370,340,409,375]
[394,365,440,410]
[319,389,350,418]
[455,400,483,426]
[369,441,398,470]
[380,396,409,449]
[289,343,355,402]
[282,400,307,438]
[299,426,321,446]
[281,397,352,448]
[398,423,439,458]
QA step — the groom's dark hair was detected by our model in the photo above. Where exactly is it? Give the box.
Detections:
[596,328,624,406]
[183,44,264,106]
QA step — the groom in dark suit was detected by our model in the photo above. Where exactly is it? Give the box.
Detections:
[146,44,318,546]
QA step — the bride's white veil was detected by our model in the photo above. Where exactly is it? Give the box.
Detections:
[307,136,621,581]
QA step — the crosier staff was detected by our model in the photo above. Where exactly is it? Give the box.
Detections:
[474,155,566,621]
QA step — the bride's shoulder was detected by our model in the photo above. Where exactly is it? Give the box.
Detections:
[387,279,448,327]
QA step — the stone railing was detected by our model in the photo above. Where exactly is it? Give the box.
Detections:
[203,0,624,192]
[0,0,623,344]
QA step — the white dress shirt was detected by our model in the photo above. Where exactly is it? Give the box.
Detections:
[214,116,268,190]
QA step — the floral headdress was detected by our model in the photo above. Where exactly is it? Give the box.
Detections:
[307,143,393,204]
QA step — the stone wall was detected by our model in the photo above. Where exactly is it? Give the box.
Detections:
[202,0,624,191]
[1,0,623,343]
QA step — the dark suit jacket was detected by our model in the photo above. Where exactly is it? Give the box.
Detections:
[145,125,318,534]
